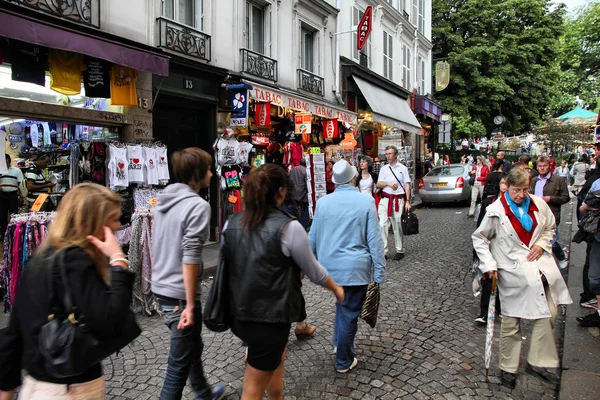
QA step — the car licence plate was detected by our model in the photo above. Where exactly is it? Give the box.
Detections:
[433,182,447,187]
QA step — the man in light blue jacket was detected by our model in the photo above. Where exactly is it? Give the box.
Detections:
[309,160,386,373]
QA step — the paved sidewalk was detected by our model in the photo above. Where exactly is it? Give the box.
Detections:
[559,203,600,400]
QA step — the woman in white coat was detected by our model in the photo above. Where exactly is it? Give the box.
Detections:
[472,168,572,390]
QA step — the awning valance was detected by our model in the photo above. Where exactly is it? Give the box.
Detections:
[352,75,421,133]
[244,80,357,125]
[0,11,169,76]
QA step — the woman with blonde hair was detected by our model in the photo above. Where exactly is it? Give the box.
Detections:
[0,183,140,400]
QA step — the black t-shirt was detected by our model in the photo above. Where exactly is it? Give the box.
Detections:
[83,56,111,98]
[10,40,47,87]
[222,165,242,189]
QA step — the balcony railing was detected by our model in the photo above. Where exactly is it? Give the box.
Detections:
[359,52,369,68]
[7,0,100,27]
[240,48,277,82]
[297,69,324,96]
[157,17,211,62]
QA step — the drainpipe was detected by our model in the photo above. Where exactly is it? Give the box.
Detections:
[333,0,344,105]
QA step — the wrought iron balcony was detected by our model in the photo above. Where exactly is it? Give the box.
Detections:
[157,17,211,62]
[359,52,369,68]
[240,48,277,82]
[297,69,324,96]
[7,0,100,27]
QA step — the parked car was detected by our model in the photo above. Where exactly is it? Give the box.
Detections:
[418,164,472,204]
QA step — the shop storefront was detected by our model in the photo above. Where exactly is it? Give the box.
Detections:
[341,58,422,182]
[413,95,442,178]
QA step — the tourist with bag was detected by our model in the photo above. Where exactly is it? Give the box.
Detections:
[467,156,490,217]
[222,164,343,400]
[0,183,141,400]
[309,160,385,374]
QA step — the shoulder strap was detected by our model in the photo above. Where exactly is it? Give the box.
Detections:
[388,165,404,187]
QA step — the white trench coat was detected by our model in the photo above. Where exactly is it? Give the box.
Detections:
[472,195,572,319]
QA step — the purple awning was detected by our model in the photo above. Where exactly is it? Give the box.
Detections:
[0,11,169,76]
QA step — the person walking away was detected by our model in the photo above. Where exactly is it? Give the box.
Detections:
[223,164,344,400]
[25,154,55,208]
[555,160,570,185]
[309,160,385,373]
[474,174,507,324]
[576,178,600,327]
[377,146,412,260]
[530,156,570,269]
[0,154,26,238]
[356,156,377,196]
[289,160,309,229]
[576,155,600,310]
[483,160,505,199]
[571,156,589,195]
[151,148,225,400]
[496,151,512,173]
[468,156,490,217]
[473,168,572,389]
[0,183,140,399]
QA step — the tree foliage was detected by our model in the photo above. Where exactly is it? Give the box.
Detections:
[432,0,566,134]
[546,2,600,117]
[533,119,592,152]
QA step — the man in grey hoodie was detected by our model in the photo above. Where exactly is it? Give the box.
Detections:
[151,147,225,400]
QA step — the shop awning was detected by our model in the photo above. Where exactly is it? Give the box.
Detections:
[0,11,169,76]
[244,80,357,125]
[352,75,421,133]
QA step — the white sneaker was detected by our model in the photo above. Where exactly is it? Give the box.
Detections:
[474,316,486,324]
[336,357,358,373]
[332,346,337,354]
[558,259,569,270]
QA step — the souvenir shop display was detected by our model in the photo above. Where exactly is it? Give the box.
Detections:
[129,209,153,315]
[1,212,55,312]
[305,153,327,218]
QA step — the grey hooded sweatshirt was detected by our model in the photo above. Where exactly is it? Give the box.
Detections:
[151,183,210,300]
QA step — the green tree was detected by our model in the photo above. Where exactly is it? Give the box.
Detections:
[432,0,566,133]
[452,115,486,139]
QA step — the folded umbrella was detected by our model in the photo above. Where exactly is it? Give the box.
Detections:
[484,273,498,382]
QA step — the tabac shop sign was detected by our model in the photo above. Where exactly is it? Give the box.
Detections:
[249,85,357,125]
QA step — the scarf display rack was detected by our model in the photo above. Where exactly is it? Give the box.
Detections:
[129,209,154,315]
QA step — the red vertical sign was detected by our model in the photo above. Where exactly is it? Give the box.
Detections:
[357,6,373,51]
[322,119,338,139]
[255,102,271,126]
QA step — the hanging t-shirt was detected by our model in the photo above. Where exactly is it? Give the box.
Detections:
[48,49,83,95]
[10,41,47,87]
[143,146,159,185]
[41,122,51,146]
[107,145,129,190]
[237,141,253,166]
[156,147,170,183]
[83,56,111,98]
[110,65,137,106]
[222,165,242,189]
[30,123,39,148]
[214,138,239,166]
[126,145,144,183]
[79,141,92,182]
[91,142,106,184]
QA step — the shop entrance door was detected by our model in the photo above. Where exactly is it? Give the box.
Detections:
[152,95,218,240]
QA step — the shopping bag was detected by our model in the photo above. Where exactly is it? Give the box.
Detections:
[360,283,380,328]
[203,250,230,332]
[401,210,419,235]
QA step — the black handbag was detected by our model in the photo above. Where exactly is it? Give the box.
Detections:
[360,283,380,328]
[468,174,476,186]
[401,210,419,235]
[203,249,230,332]
[39,250,141,378]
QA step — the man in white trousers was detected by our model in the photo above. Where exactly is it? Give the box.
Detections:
[377,145,412,260]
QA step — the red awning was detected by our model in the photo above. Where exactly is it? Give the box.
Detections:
[0,11,169,76]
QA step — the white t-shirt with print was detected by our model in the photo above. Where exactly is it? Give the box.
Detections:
[156,147,170,182]
[144,146,159,185]
[107,145,129,190]
[127,145,145,183]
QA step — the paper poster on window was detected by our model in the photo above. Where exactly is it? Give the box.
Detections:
[295,114,311,134]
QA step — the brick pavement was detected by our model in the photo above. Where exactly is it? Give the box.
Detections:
[100,203,567,400]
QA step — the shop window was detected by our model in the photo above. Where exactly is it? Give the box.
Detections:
[246,1,266,54]
[383,31,393,81]
[352,7,372,68]
[301,25,318,73]
[402,44,411,90]
[164,0,203,30]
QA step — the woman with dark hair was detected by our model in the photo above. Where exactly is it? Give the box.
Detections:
[223,164,344,400]
[356,156,378,196]
[326,161,335,194]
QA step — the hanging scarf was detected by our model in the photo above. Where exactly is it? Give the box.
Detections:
[504,192,533,232]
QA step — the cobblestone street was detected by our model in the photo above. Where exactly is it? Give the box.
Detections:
[101,203,567,400]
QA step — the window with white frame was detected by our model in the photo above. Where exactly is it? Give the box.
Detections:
[246,1,266,54]
[383,31,393,80]
[419,57,426,94]
[402,44,411,89]
[410,0,425,33]
[301,25,318,73]
[164,0,203,30]
[353,6,372,67]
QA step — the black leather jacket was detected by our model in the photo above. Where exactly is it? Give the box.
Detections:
[224,209,306,324]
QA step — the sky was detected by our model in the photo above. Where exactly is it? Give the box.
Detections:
[561,0,593,13]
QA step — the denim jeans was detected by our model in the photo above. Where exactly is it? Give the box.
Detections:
[551,227,565,261]
[155,298,212,400]
[332,285,368,370]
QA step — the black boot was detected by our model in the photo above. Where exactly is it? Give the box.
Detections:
[501,370,516,389]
